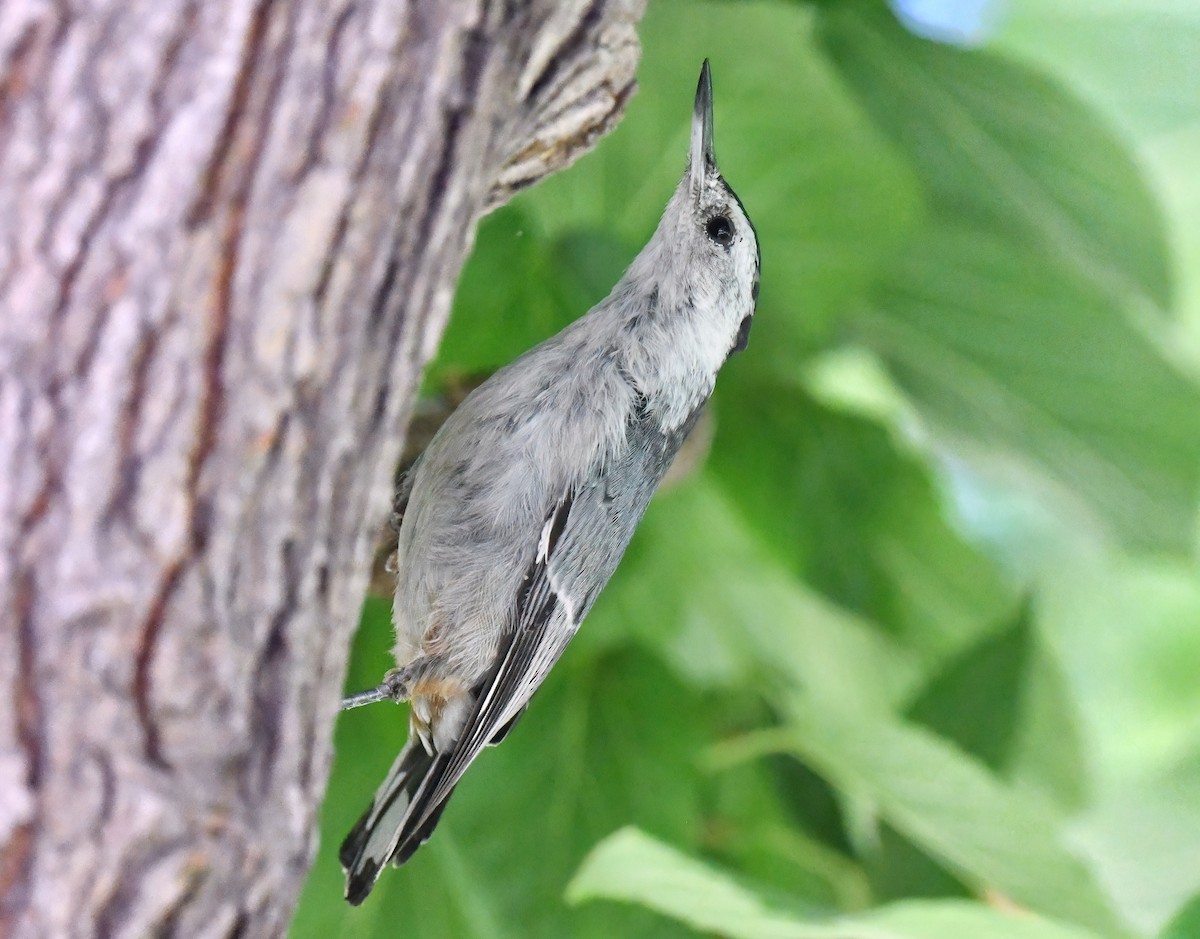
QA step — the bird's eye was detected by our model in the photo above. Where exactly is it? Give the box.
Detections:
[706,215,734,247]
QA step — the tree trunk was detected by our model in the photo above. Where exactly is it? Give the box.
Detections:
[0,0,643,934]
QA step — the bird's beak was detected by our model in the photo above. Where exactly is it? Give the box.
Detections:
[689,59,715,196]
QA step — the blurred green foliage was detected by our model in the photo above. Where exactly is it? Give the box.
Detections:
[292,1,1200,936]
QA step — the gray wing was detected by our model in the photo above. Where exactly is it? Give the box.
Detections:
[384,400,704,861]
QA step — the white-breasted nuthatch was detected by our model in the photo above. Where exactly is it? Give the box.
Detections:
[339,60,759,904]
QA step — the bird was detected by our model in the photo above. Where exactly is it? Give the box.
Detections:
[338,58,759,905]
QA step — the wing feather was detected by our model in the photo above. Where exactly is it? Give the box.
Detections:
[385,401,704,864]
[387,496,580,859]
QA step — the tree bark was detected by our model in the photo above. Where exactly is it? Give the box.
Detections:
[0,0,643,934]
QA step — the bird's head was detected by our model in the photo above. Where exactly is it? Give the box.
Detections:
[678,57,760,360]
[612,60,760,428]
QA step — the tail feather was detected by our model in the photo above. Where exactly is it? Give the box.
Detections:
[341,667,523,903]
[390,790,454,866]
[340,740,456,905]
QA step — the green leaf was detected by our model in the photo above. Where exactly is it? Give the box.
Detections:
[1069,764,1200,936]
[569,827,825,939]
[582,477,923,712]
[816,3,1200,553]
[1034,551,1200,782]
[569,827,1109,939]
[708,375,1017,664]
[860,223,1200,554]
[1005,639,1090,812]
[905,601,1035,772]
[994,2,1200,141]
[781,699,1129,936]
[1161,892,1200,939]
[818,2,1171,305]
[993,2,1200,364]
[863,900,1114,939]
[860,823,970,906]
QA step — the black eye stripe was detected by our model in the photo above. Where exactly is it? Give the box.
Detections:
[719,177,761,274]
